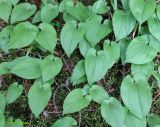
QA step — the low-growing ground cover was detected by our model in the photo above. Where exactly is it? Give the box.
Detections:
[0,0,160,127]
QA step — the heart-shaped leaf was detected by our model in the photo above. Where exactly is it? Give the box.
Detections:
[35,23,57,53]
[124,108,146,127]
[147,113,160,127]
[92,0,110,14]
[131,62,154,78]
[0,110,5,127]
[89,85,109,104]
[60,21,85,57]
[119,38,130,63]
[11,3,36,24]
[125,35,157,64]
[66,1,92,22]
[103,40,120,68]
[79,37,92,57]
[11,57,41,79]
[8,22,38,49]
[0,26,13,53]
[85,48,109,84]
[112,10,136,41]
[101,97,124,127]
[148,15,160,42]
[1,56,29,70]
[0,0,12,22]
[0,56,30,75]
[71,60,87,85]
[63,88,91,114]
[6,82,23,104]
[121,74,152,119]
[0,92,6,113]
[28,80,52,118]
[130,0,156,24]
[41,55,62,82]
[52,117,77,127]
[85,19,112,47]
[41,3,59,23]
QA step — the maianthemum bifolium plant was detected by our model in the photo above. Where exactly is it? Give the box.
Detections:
[0,0,160,126]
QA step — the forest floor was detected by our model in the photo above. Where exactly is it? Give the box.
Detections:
[0,0,160,127]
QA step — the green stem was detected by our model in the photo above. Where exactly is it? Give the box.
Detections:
[26,46,33,56]
[132,23,139,38]
[114,0,117,10]
[138,23,141,35]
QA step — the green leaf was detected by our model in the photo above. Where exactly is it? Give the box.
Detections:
[101,97,124,127]
[131,62,154,78]
[0,62,10,75]
[0,92,6,113]
[2,56,29,70]
[5,117,23,127]
[147,113,160,127]
[0,66,9,76]
[6,82,23,104]
[66,1,92,22]
[142,34,160,53]
[79,37,92,57]
[103,40,120,68]
[8,22,38,49]
[60,21,85,57]
[121,0,130,10]
[85,19,112,47]
[0,110,5,127]
[0,0,12,22]
[41,55,62,82]
[59,0,67,12]
[130,0,156,24]
[89,85,109,104]
[85,49,109,84]
[11,57,41,79]
[119,38,130,63]
[52,117,77,127]
[41,3,59,23]
[28,80,52,118]
[63,89,91,114]
[35,23,57,53]
[63,12,76,22]
[112,10,136,41]
[121,74,152,119]
[157,5,160,20]
[0,26,13,53]
[71,60,87,85]
[0,56,29,75]
[92,0,110,14]
[124,108,146,127]
[10,0,20,5]
[0,25,13,36]
[125,36,157,64]
[148,15,160,42]
[11,3,36,24]
[32,10,41,23]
